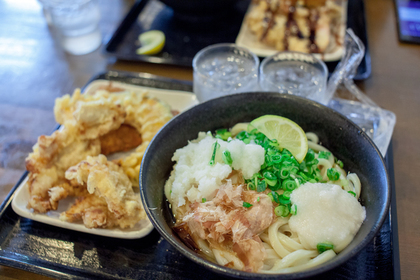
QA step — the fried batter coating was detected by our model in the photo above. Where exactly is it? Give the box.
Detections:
[25,126,101,213]
[54,89,173,142]
[117,141,149,187]
[247,0,345,54]
[60,193,115,229]
[54,89,127,140]
[99,124,142,156]
[65,155,145,228]
[26,86,174,229]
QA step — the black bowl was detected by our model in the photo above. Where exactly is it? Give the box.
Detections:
[139,92,390,279]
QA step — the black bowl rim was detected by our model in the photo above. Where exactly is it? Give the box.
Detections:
[139,92,391,279]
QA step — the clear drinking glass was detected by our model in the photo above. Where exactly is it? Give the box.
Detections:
[42,0,102,55]
[193,44,260,103]
[259,52,328,103]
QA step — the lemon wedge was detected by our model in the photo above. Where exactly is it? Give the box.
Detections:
[250,115,308,163]
[136,30,165,55]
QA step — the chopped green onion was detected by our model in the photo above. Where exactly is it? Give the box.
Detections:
[348,191,356,197]
[327,168,340,181]
[222,150,233,165]
[257,180,267,192]
[278,167,290,179]
[268,181,282,191]
[318,151,331,159]
[215,128,232,140]
[263,171,277,181]
[278,194,291,205]
[209,141,220,166]
[290,204,298,215]
[275,205,290,217]
[282,191,292,199]
[243,202,253,208]
[236,131,248,140]
[282,179,297,191]
[247,182,256,191]
[317,242,334,254]
[267,192,274,202]
[337,160,344,168]
[271,154,282,163]
[271,191,281,204]
[305,149,315,162]
[202,198,206,203]
[257,197,260,202]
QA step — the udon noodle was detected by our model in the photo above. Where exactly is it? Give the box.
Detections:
[165,124,365,273]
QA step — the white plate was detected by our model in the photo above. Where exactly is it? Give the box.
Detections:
[12,80,198,239]
[235,4,344,62]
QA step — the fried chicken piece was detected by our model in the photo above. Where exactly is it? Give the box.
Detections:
[26,86,173,229]
[54,88,173,142]
[65,155,146,228]
[99,124,142,156]
[60,193,116,229]
[111,91,173,142]
[247,0,343,54]
[54,89,126,140]
[25,126,101,213]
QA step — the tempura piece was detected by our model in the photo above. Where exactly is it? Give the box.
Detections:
[65,155,146,228]
[117,141,149,186]
[246,0,346,54]
[54,89,126,140]
[25,126,101,213]
[99,124,142,156]
[25,86,174,229]
[60,192,115,229]
[54,89,173,142]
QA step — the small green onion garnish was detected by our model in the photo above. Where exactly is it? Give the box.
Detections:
[278,195,291,205]
[202,198,206,203]
[215,128,232,141]
[282,179,297,191]
[317,242,334,254]
[243,202,253,208]
[318,151,331,159]
[256,180,267,192]
[337,160,344,168]
[271,191,281,204]
[290,204,298,215]
[247,182,256,191]
[327,168,340,181]
[209,141,220,166]
[274,205,290,217]
[257,197,260,202]
[348,191,356,197]
[222,150,233,165]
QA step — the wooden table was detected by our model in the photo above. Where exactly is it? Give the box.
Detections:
[0,0,418,279]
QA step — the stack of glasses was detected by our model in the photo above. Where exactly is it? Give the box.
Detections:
[192,30,396,156]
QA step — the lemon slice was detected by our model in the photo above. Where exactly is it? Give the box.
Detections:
[136,30,165,55]
[250,115,308,163]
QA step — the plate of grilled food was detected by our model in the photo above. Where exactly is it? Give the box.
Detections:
[235,0,348,61]
[11,79,198,239]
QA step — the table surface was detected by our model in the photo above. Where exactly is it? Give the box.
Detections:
[0,0,418,279]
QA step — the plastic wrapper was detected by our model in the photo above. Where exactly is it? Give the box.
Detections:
[322,29,396,156]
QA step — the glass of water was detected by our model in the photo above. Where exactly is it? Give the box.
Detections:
[259,52,328,103]
[193,44,260,103]
[42,0,102,55]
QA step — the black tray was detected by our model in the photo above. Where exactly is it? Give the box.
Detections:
[104,0,371,80]
[0,71,398,279]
